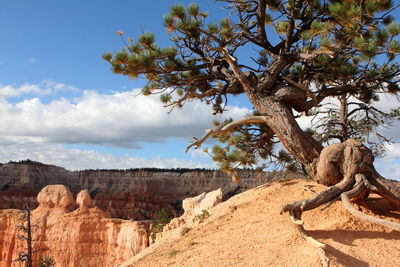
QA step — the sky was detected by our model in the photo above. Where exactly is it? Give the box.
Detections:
[0,1,400,180]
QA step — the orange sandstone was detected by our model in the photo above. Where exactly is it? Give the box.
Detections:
[0,185,148,267]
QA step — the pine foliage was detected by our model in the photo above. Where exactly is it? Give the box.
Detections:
[105,0,400,174]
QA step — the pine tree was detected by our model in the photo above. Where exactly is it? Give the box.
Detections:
[105,1,400,263]
[149,208,171,243]
[14,203,34,267]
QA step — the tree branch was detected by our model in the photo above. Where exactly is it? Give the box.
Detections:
[299,47,336,61]
[186,115,268,152]
[222,47,255,92]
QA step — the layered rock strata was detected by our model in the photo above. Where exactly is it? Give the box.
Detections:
[0,161,293,219]
[0,185,148,267]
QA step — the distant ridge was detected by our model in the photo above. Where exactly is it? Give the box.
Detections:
[0,160,297,220]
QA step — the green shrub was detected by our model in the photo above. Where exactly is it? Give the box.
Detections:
[192,209,210,223]
[150,208,171,243]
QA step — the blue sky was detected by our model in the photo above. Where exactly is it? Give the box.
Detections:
[0,0,250,170]
[0,1,400,180]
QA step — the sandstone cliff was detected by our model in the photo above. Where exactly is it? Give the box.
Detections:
[0,185,148,267]
[0,161,290,219]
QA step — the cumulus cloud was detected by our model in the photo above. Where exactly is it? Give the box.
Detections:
[0,80,79,98]
[0,81,249,169]
[0,82,249,148]
[1,80,399,177]
[41,80,80,93]
[0,84,49,98]
[0,137,215,170]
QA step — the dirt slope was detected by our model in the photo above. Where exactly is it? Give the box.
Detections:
[122,179,400,267]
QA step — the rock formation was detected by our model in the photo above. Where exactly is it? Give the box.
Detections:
[0,161,292,219]
[154,188,223,242]
[0,185,148,267]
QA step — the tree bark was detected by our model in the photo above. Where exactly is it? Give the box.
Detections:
[246,87,400,211]
[339,95,348,142]
[249,93,323,179]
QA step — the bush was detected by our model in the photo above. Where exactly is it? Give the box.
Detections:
[169,249,180,258]
[150,208,171,242]
[192,209,210,223]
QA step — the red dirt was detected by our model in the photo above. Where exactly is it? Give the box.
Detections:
[121,179,400,267]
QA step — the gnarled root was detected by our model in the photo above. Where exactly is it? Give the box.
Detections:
[280,179,354,267]
[280,140,400,266]
[341,174,400,231]
[288,210,330,267]
[281,173,400,266]
[280,174,355,216]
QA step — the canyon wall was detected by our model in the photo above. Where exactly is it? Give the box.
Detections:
[0,161,286,219]
[0,185,148,267]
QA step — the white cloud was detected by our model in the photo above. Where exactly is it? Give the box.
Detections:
[0,84,50,97]
[0,81,249,170]
[42,80,80,93]
[0,137,214,170]
[1,80,398,179]
[373,143,400,181]
[189,147,211,159]
[0,82,249,148]
[29,58,36,63]
[379,143,400,162]
[0,80,80,98]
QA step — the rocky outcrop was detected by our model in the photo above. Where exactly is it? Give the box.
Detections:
[154,188,223,242]
[0,161,290,220]
[182,188,222,217]
[0,185,148,267]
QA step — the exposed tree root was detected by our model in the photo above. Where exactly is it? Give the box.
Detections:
[281,140,400,266]
[320,196,340,211]
[282,175,400,266]
[288,210,330,267]
[280,175,355,216]
[369,173,400,208]
[341,175,400,231]
[281,180,350,266]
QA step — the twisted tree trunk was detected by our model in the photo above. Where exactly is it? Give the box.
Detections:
[256,95,400,266]
[250,90,400,210]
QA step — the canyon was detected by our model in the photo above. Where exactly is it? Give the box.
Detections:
[0,160,303,266]
[0,160,288,220]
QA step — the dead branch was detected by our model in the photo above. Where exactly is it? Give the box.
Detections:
[186,115,268,152]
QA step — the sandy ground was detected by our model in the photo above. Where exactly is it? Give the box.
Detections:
[121,179,400,267]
